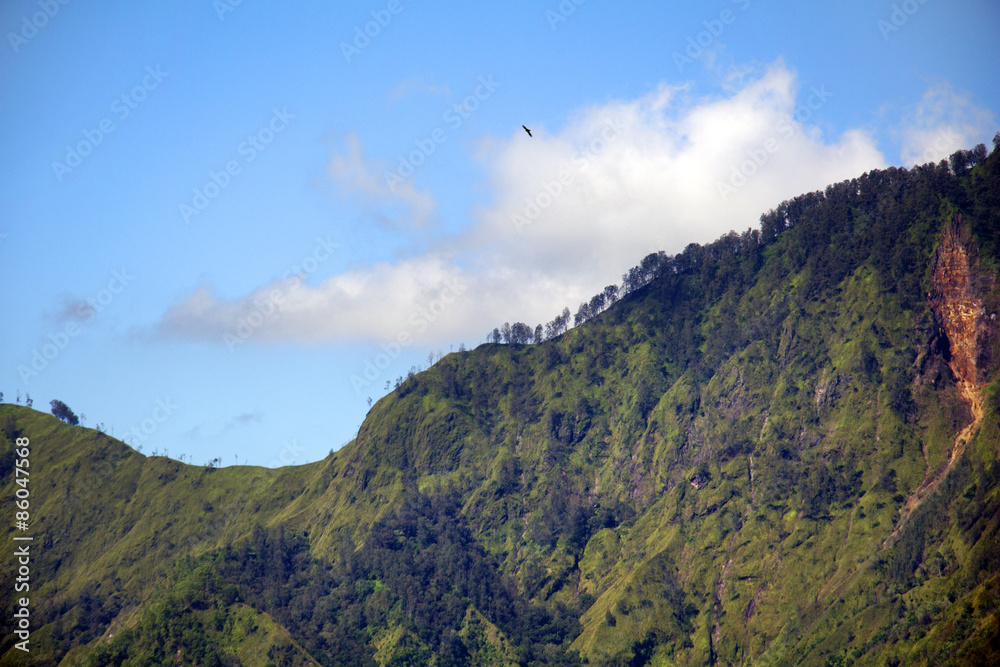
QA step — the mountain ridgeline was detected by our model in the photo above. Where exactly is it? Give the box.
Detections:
[3,142,1000,665]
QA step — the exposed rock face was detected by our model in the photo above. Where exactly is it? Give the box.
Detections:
[814,369,850,412]
[890,217,995,544]
[929,217,991,387]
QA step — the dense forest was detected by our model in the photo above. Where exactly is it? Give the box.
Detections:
[85,492,586,666]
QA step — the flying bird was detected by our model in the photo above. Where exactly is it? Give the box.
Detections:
[522,125,532,137]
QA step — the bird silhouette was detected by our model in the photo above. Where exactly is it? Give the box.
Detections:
[522,125,532,137]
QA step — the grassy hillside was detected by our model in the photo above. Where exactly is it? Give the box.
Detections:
[2,144,999,665]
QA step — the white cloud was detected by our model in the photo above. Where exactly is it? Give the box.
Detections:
[898,82,995,166]
[467,62,883,293]
[157,62,888,347]
[326,132,437,228]
[158,256,475,345]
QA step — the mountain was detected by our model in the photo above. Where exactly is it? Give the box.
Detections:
[3,142,1000,666]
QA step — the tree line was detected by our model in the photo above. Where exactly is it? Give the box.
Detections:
[486,253,665,345]
[485,139,998,347]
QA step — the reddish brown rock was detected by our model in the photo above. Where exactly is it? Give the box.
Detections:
[887,216,996,546]
[928,216,993,387]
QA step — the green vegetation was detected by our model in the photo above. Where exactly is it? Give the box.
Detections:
[2,143,999,665]
[48,399,79,426]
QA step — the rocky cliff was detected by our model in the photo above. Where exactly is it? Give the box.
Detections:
[929,216,994,388]
[892,216,996,542]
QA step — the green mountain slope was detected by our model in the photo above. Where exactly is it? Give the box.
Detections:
[2,143,999,666]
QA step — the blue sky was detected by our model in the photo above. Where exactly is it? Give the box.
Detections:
[1,0,997,467]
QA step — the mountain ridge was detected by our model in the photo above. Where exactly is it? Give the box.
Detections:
[3,143,1000,665]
